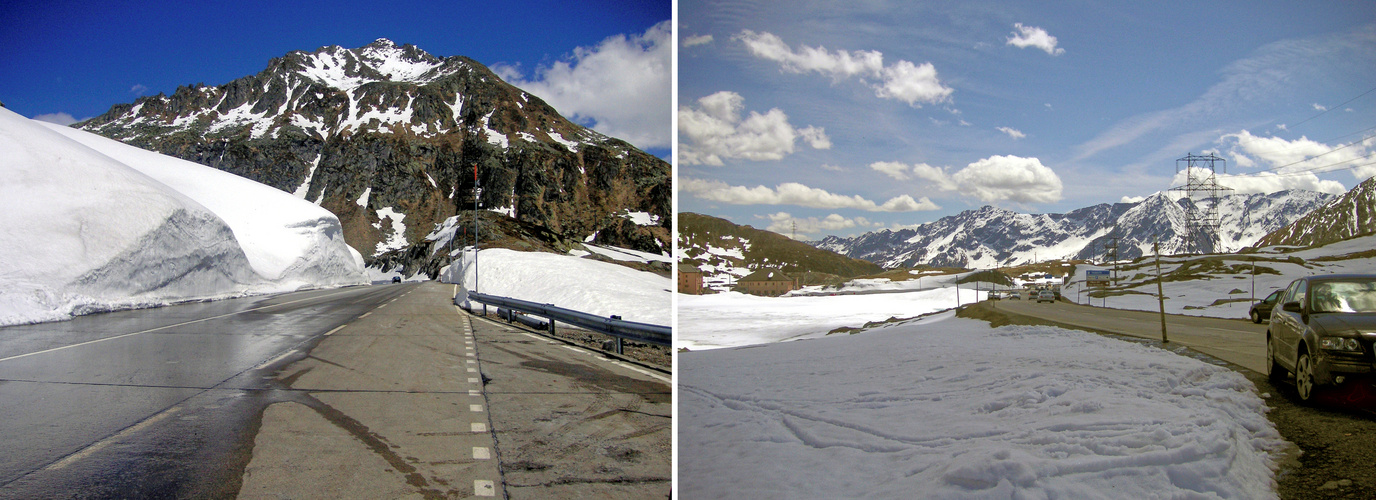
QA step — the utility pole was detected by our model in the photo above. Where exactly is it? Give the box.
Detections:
[473,163,483,315]
[1155,240,1168,344]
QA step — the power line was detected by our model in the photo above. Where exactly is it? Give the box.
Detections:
[1287,83,1376,130]
[1252,132,1376,173]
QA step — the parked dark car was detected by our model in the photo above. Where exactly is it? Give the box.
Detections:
[1267,274,1376,402]
[1250,290,1283,323]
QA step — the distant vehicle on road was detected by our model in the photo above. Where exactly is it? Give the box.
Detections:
[989,291,1003,300]
[392,276,402,283]
[1008,291,1022,300]
[1036,290,1056,303]
[1250,290,1283,323]
[1267,274,1376,403]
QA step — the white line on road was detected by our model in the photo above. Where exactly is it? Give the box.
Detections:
[474,480,495,497]
[468,377,480,383]
[0,288,361,364]
[358,312,372,319]
[471,422,487,432]
[612,361,671,384]
[469,404,484,412]
[254,349,298,370]
[45,406,182,471]
[472,447,491,460]
[324,325,347,336]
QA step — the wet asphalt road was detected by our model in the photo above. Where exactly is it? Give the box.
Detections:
[0,283,415,498]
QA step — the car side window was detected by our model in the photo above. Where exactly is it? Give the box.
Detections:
[1266,291,1281,304]
[1293,280,1307,310]
[1282,280,1302,305]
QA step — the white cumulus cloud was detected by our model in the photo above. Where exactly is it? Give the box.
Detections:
[763,212,873,237]
[1006,23,1065,56]
[997,126,1026,139]
[495,20,670,150]
[951,155,1063,203]
[1313,103,1328,111]
[683,34,714,47]
[32,112,80,126]
[1174,168,1347,196]
[1218,129,1375,180]
[1120,195,1147,203]
[681,178,939,212]
[735,30,952,107]
[678,91,829,166]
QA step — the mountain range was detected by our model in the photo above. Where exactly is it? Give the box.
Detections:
[77,38,670,264]
[815,189,1335,269]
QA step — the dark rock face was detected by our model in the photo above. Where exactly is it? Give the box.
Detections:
[78,39,669,263]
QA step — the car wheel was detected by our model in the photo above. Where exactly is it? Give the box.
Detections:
[1266,336,1285,383]
[1296,351,1318,402]
[1251,310,1261,324]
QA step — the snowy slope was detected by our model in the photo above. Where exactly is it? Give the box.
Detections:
[680,314,1285,498]
[442,248,669,325]
[0,107,366,326]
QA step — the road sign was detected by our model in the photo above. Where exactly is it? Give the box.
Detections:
[1086,270,1110,287]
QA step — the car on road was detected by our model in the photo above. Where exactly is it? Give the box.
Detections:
[392,276,402,283]
[1267,274,1376,403]
[1008,291,1022,300]
[988,291,1003,300]
[1250,290,1283,323]
[1036,290,1056,303]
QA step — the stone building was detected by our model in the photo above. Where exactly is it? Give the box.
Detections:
[678,266,704,295]
[735,268,798,296]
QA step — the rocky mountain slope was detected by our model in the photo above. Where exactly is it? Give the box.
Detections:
[77,39,669,263]
[816,190,1333,269]
[678,212,881,286]
[1254,175,1376,249]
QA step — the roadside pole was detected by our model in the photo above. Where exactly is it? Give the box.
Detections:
[1155,241,1168,344]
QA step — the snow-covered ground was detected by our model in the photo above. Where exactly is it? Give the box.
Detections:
[1063,236,1376,319]
[0,107,367,326]
[678,285,984,350]
[442,248,669,325]
[679,313,1287,499]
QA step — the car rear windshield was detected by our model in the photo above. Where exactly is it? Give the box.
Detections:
[1311,279,1376,313]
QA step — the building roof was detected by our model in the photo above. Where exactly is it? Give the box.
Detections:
[739,268,794,282]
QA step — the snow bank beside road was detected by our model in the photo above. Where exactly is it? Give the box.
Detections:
[679,314,1286,498]
[444,248,669,325]
[0,107,366,326]
[38,121,367,288]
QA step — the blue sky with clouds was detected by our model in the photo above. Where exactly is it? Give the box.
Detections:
[0,0,670,156]
[678,0,1376,239]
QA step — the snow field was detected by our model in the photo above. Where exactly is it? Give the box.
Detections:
[679,314,1287,499]
[677,286,984,349]
[443,248,669,325]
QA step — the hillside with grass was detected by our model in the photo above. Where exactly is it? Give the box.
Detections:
[1254,175,1376,249]
[677,212,882,288]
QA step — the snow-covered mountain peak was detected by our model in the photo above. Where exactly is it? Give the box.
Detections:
[818,189,1334,269]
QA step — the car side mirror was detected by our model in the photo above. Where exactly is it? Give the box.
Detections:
[1282,301,1302,313]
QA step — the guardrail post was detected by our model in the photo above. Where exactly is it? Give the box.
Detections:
[616,337,624,355]
[548,318,556,335]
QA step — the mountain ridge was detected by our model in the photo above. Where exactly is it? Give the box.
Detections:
[78,38,669,264]
[815,189,1334,269]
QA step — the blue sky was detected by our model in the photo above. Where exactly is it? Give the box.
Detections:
[678,0,1376,239]
[0,0,670,156]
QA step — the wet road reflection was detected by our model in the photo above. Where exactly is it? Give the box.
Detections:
[0,283,417,497]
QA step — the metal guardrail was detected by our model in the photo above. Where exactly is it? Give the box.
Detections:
[459,290,670,353]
